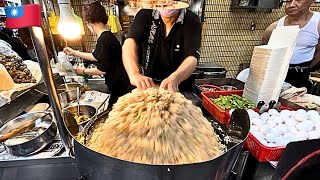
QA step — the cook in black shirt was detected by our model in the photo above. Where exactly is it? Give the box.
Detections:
[64,1,131,105]
[122,8,202,92]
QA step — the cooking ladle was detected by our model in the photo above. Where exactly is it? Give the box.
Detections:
[62,76,69,90]
[63,109,79,137]
[77,87,80,116]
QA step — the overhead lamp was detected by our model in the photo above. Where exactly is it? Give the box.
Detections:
[57,0,81,40]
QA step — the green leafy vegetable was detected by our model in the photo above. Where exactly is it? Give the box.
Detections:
[210,94,255,110]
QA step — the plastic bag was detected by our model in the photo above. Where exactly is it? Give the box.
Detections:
[0,40,21,58]
[57,51,74,75]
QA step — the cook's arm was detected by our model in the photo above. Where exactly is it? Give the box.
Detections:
[63,47,96,61]
[171,56,197,84]
[74,51,96,61]
[74,67,105,76]
[122,38,155,89]
[261,21,278,45]
[122,38,141,78]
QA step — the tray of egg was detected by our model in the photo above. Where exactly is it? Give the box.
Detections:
[243,108,320,162]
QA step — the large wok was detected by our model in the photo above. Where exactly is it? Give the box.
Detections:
[73,109,250,180]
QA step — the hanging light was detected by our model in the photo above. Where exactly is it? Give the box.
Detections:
[57,0,81,40]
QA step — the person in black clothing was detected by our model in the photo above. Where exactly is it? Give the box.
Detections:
[122,8,202,92]
[63,1,131,105]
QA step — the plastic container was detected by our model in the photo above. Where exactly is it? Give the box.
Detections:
[194,84,222,99]
[241,106,294,162]
[201,90,243,125]
[244,134,285,162]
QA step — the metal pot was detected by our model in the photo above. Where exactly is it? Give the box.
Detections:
[73,109,250,180]
[58,91,68,109]
[0,111,57,156]
[64,105,97,126]
[57,83,83,102]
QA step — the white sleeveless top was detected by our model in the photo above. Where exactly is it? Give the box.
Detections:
[277,12,320,65]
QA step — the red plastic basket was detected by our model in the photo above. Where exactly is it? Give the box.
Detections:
[244,134,285,162]
[243,106,294,162]
[201,90,243,125]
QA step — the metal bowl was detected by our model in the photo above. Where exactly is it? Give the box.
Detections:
[57,83,83,102]
[64,105,97,126]
[0,111,57,156]
[220,85,238,91]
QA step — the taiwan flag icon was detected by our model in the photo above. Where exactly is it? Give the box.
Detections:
[5,4,41,29]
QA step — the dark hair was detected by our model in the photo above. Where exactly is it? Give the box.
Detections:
[83,1,108,25]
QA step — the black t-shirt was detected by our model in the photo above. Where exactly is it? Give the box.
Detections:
[127,9,202,91]
[92,31,132,103]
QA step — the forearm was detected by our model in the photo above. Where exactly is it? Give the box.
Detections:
[310,42,320,70]
[310,57,320,70]
[83,68,105,76]
[122,39,141,77]
[171,56,197,84]
[73,51,96,61]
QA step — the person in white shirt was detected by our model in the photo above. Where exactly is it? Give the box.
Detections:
[261,0,320,89]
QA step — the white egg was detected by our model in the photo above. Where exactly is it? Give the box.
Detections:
[260,139,268,146]
[296,121,313,132]
[307,110,319,118]
[260,113,270,121]
[285,118,297,127]
[305,120,315,130]
[280,109,291,115]
[283,133,294,140]
[315,121,320,128]
[307,110,319,116]
[265,133,277,143]
[316,126,320,132]
[268,120,277,128]
[290,111,296,118]
[295,113,307,122]
[250,125,258,133]
[284,137,294,145]
[275,138,286,147]
[270,116,283,124]
[254,118,265,126]
[268,109,279,116]
[267,143,277,147]
[309,115,320,122]
[308,131,319,140]
[247,109,257,118]
[277,124,288,135]
[295,131,309,141]
[297,109,307,115]
[287,126,298,134]
[280,113,290,122]
[259,124,272,134]
[253,132,265,141]
[229,109,234,115]
[270,128,281,137]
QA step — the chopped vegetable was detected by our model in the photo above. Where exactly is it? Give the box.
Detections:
[210,94,255,110]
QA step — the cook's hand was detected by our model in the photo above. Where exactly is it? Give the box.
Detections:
[160,74,179,92]
[73,66,85,75]
[130,73,155,90]
[63,47,76,55]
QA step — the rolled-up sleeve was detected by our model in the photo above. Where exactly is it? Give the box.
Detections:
[126,9,150,44]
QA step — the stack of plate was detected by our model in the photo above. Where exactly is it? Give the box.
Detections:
[243,26,300,104]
